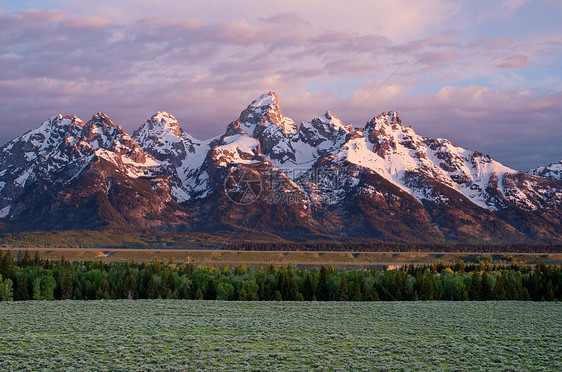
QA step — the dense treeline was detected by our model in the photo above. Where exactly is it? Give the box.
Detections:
[0,251,560,301]
[224,242,562,253]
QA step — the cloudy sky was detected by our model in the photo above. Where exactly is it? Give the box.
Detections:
[1,0,561,170]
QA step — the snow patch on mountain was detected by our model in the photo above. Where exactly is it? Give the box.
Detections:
[0,205,10,218]
[212,134,261,166]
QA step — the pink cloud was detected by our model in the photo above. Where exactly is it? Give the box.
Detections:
[496,55,532,69]
[418,50,459,66]
[59,16,111,29]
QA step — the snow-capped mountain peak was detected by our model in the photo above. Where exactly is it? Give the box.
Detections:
[147,111,181,136]
[366,111,405,132]
[239,92,297,136]
[248,91,279,111]
[132,111,200,166]
[82,113,127,149]
[89,112,119,129]
[232,92,298,164]
[319,111,349,133]
[296,111,351,159]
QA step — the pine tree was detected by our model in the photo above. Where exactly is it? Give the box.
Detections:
[469,272,482,301]
[97,279,110,300]
[0,251,13,279]
[481,272,493,301]
[521,287,531,301]
[122,271,136,299]
[337,276,349,301]
[60,270,74,300]
[146,275,157,299]
[195,287,204,300]
[205,279,217,300]
[302,273,314,301]
[361,281,369,301]
[420,275,437,300]
[73,282,83,300]
[493,275,507,300]
[95,287,105,300]
[317,266,329,301]
[277,270,289,299]
[274,290,282,301]
[16,270,29,301]
[33,251,41,266]
[545,280,555,301]
[158,271,172,299]
[286,273,299,301]
[258,282,266,300]
[460,287,469,301]
[20,250,32,267]
[179,283,190,300]
[351,274,362,301]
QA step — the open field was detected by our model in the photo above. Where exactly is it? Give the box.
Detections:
[0,301,560,370]
[1,247,561,268]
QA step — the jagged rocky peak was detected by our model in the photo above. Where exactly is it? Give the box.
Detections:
[317,111,349,132]
[145,111,181,137]
[134,111,185,142]
[51,113,85,127]
[299,111,350,147]
[80,112,133,149]
[87,112,118,129]
[249,91,280,111]
[26,114,85,141]
[364,111,421,156]
[367,111,403,130]
[365,111,401,138]
[0,114,88,168]
[239,92,297,136]
[132,111,198,167]
[529,160,562,180]
[229,92,298,163]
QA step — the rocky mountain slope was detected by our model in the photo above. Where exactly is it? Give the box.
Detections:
[0,92,560,243]
[0,113,190,231]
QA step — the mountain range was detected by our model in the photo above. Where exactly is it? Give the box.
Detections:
[0,92,560,244]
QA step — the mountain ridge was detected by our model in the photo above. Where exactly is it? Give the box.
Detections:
[0,92,560,244]
[529,160,562,180]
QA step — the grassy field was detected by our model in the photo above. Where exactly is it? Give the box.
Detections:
[0,301,560,370]
[1,248,561,268]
